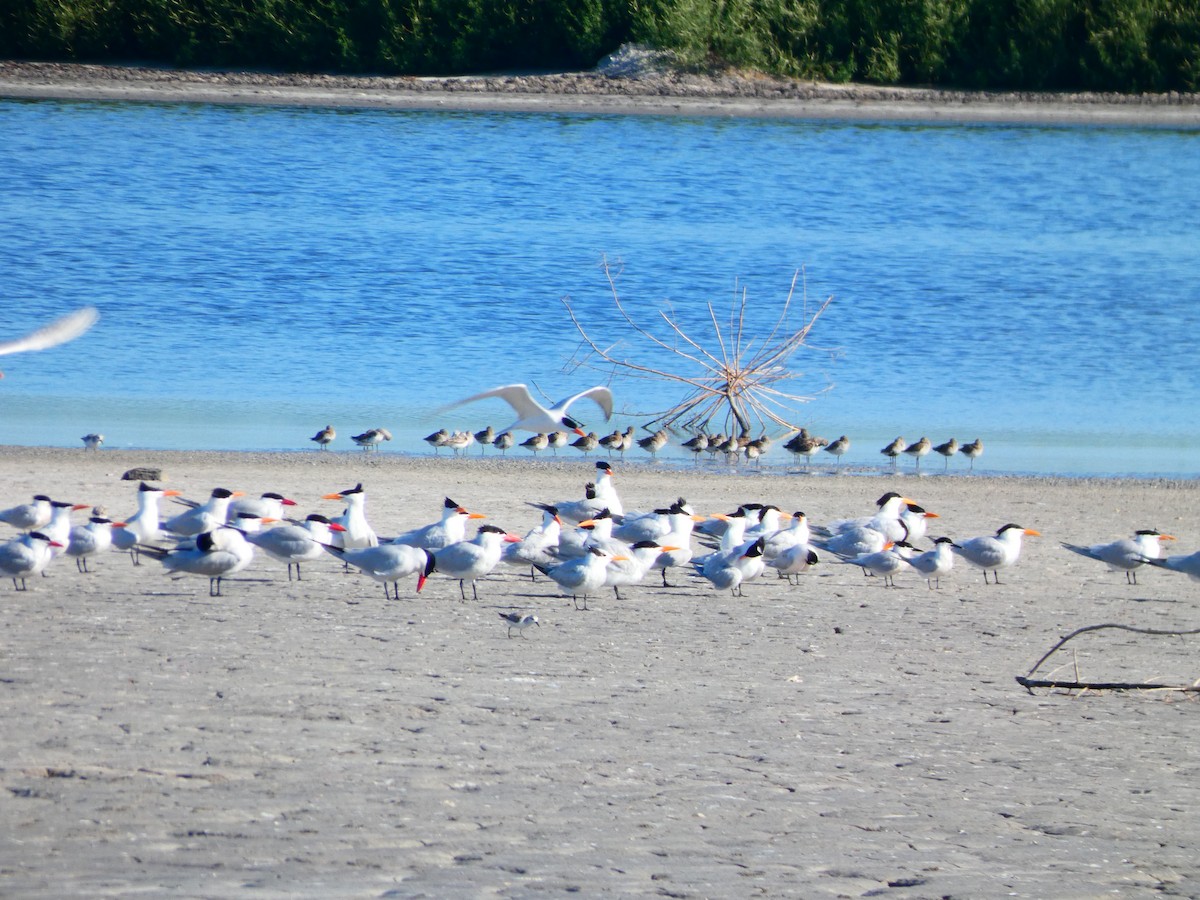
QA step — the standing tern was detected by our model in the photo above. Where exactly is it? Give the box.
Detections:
[66,515,125,572]
[246,514,346,581]
[389,497,487,551]
[0,306,98,378]
[0,494,53,532]
[322,483,378,549]
[433,524,520,601]
[953,524,1040,584]
[323,541,436,599]
[112,483,184,564]
[1062,529,1176,584]
[441,383,614,436]
[903,537,958,589]
[533,545,626,610]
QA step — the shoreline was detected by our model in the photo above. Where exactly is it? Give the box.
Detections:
[3,444,1200,895]
[3,59,1199,126]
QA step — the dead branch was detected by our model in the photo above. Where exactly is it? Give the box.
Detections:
[1018,622,1200,694]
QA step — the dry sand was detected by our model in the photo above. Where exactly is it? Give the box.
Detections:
[2,60,1199,127]
[1,444,1199,897]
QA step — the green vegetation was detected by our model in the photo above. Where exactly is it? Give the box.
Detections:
[2,0,1196,92]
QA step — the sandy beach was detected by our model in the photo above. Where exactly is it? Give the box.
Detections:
[1,444,1198,897]
[2,59,1199,127]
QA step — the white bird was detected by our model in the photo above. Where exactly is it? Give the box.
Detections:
[42,499,90,560]
[694,537,766,596]
[0,306,98,378]
[81,433,104,450]
[953,523,1040,584]
[0,531,61,589]
[613,497,692,544]
[322,483,377,549]
[164,487,243,537]
[1062,529,1176,584]
[155,527,257,596]
[442,383,614,436]
[390,497,487,551]
[1142,550,1200,582]
[245,514,345,581]
[66,515,125,572]
[534,545,626,610]
[228,491,297,523]
[553,480,606,527]
[499,612,540,638]
[323,541,436,599]
[762,512,811,560]
[0,494,53,532]
[112,482,184,564]
[605,539,679,600]
[310,424,335,450]
[555,509,620,560]
[766,543,820,584]
[842,541,912,587]
[648,501,703,587]
[433,525,518,601]
[903,537,958,589]
[502,504,563,578]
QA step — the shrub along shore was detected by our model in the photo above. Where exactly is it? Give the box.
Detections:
[2,0,1197,94]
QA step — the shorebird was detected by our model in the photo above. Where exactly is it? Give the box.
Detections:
[824,435,850,467]
[444,431,475,457]
[959,438,983,471]
[310,425,335,450]
[932,438,958,471]
[81,433,104,450]
[441,383,613,436]
[547,431,569,455]
[521,432,549,456]
[424,428,450,454]
[0,531,61,589]
[492,431,515,455]
[953,523,1040,584]
[352,428,391,452]
[499,612,540,638]
[598,429,624,456]
[473,425,495,452]
[681,433,709,463]
[785,429,828,469]
[571,431,599,455]
[1061,529,1176,584]
[0,306,98,379]
[903,436,932,472]
[880,436,906,468]
[637,429,668,458]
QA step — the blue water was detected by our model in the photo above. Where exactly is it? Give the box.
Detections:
[1,98,1197,477]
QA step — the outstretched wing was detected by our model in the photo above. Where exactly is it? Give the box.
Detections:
[0,307,99,358]
[553,385,614,420]
[1060,542,1101,562]
[438,384,540,418]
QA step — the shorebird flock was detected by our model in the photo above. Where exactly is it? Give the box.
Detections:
[1,462,1193,628]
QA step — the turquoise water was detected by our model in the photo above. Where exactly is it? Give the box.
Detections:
[1,98,1197,476]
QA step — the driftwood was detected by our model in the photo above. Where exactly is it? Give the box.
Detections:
[561,257,833,436]
[1018,622,1200,694]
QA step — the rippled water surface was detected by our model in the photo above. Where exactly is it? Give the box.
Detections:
[1,98,1197,476]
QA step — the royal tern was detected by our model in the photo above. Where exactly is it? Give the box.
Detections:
[903,537,958,589]
[613,497,691,544]
[245,514,345,581]
[0,494,53,532]
[555,509,618,560]
[322,483,378,548]
[0,531,61,589]
[959,438,983,471]
[433,524,519,601]
[903,436,932,472]
[390,497,486,551]
[1141,550,1200,582]
[694,537,766,596]
[323,542,436,599]
[0,306,98,378]
[442,383,613,437]
[310,425,335,450]
[933,438,959,471]
[824,435,850,466]
[156,527,257,596]
[953,523,1040,584]
[502,504,563,578]
[533,545,626,610]
[762,512,811,560]
[605,540,679,599]
[65,515,125,573]
[499,612,540,638]
[647,501,703,586]
[841,541,913,586]
[228,491,297,523]
[164,488,243,537]
[1061,529,1176,584]
[81,433,104,450]
[43,500,90,561]
[112,483,183,564]
[766,544,820,584]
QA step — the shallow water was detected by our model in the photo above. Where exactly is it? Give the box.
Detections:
[1,98,1197,477]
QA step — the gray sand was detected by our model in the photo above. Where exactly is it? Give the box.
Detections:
[1,446,1199,897]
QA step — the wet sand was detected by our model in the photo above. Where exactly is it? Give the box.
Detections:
[1,445,1199,897]
[2,60,1199,127]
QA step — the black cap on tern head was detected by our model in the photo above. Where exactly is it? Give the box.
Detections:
[596,461,612,472]
[876,492,903,506]
[443,497,459,509]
